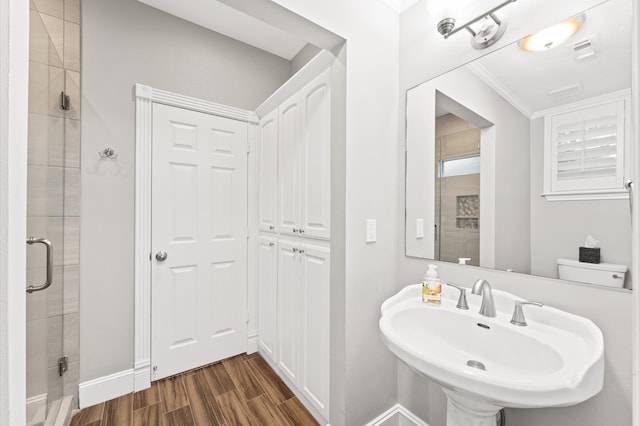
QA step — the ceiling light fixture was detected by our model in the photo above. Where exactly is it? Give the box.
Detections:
[518,15,585,52]
[427,0,517,49]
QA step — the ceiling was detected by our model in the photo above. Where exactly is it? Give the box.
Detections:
[468,0,631,117]
[136,0,308,60]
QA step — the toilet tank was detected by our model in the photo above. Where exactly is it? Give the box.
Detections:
[557,258,627,288]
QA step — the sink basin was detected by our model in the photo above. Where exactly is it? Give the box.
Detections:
[380,284,604,422]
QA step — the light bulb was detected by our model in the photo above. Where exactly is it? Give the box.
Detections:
[519,15,585,52]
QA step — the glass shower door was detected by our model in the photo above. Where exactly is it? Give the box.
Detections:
[26,1,81,423]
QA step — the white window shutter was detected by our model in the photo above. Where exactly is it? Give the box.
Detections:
[542,91,630,201]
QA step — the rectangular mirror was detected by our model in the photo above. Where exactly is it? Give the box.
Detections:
[405,0,633,289]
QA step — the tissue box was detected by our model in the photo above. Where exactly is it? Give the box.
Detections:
[579,247,600,264]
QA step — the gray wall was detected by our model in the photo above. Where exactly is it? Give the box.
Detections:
[529,118,633,288]
[80,0,292,383]
[398,1,633,425]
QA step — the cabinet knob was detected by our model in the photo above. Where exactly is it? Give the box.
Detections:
[293,247,299,253]
[293,228,299,233]
[299,249,305,254]
[299,229,305,234]
[268,242,275,247]
[269,225,275,231]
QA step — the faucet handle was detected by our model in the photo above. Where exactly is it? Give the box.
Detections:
[510,300,543,326]
[446,283,469,310]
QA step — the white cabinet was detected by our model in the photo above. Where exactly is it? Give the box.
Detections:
[257,236,278,364]
[276,238,330,419]
[258,109,279,233]
[277,69,331,240]
[257,67,332,423]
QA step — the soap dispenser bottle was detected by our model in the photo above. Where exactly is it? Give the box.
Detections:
[422,264,442,305]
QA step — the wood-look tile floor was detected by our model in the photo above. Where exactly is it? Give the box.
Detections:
[70,353,319,426]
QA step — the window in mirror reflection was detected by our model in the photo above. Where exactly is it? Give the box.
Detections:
[435,114,480,266]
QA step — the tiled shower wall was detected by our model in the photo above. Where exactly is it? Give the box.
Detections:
[26,0,80,418]
[434,114,481,266]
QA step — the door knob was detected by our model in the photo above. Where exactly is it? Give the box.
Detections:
[155,251,168,262]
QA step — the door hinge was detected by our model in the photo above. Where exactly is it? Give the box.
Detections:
[60,91,70,111]
[58,356,68,377]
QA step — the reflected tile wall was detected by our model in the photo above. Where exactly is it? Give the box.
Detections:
[26,0,80,413]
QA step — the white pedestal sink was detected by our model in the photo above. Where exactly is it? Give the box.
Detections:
[379,284,604,426]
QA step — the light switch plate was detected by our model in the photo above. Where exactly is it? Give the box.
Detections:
[416,218,424,238]
[366,219,376,243]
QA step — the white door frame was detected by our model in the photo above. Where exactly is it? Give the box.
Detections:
[0,0,29,423]
[133,84,258,391]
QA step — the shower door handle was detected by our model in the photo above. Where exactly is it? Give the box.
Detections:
[26,237,53,294]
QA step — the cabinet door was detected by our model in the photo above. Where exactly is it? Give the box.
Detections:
[258,109,279,233]
[257,236,278,364]
[299,242,330,419]
[300,70,331,240]
[278,93,301,236]
[277,238,300,385]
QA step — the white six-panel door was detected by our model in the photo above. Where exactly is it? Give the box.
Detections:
[151,103,248,380]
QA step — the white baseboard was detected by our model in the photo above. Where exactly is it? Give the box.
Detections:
[78,369,133,408]
[133,360,151,392]
[366,404,429,426]
[247,330,258,354]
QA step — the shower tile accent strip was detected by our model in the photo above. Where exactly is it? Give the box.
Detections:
[70,354,319,426]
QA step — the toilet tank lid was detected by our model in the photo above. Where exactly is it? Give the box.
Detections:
[557,258,628,272]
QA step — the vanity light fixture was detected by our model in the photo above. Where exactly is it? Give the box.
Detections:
[519,15,585,52]
[427,0,517,49]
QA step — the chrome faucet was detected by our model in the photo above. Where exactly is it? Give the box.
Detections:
[471,279,497,317]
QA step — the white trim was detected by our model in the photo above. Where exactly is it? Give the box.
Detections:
[0,0,28,423]
[380,0,421,13]
[466,62,533,118]
[78,369,134,409]
[247,121,259,357]
[531,88,632,119]
[135,84,259,123]
[631,0,639,422]
[541,189,629,201]
[247,331,259,354]
[134,360,151,393]
[255,49,335,118]
[134,86,257,394]
[365,404,430,426]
